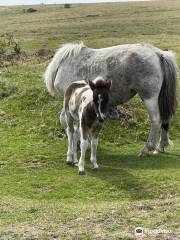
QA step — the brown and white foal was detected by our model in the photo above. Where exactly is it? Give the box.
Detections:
[64,76,111,175]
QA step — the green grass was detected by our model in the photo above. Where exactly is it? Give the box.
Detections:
[0,1,180,239]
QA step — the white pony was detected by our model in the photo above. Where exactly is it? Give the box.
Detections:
[45,42,178,156]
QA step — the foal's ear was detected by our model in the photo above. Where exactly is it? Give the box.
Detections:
[106,80,112,90]
[88,80,96,91]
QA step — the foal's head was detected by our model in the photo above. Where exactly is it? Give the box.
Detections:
[88,78,111,122]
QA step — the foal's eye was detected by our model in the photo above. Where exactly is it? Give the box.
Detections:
[93,97,97,103]
[93,95,98,103]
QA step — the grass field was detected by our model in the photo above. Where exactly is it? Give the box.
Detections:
[0,0,180,239]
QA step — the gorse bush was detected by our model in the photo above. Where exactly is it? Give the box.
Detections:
[0,33,21,54]
[0,39,6,55]
[0,33,24,66]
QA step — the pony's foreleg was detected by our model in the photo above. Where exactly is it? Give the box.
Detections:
[78,126,88,175]
[139,97,161,157]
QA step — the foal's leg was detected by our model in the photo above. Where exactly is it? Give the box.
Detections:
[72,123,79,164]
[139,97,161,157]
[90,138,99,169]
[66,114,74,164]
[78,125,88,175]
[90,127,101,170]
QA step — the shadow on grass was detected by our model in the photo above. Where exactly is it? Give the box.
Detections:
[96,146,180,170]
[1,141,179,202]
[85,146,180,200]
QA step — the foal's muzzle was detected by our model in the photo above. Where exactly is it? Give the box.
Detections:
[98,118,104,123]
[97,113,106,123]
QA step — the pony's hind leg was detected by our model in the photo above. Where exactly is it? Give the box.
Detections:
[158,122,172,153]
[139,97,161,157]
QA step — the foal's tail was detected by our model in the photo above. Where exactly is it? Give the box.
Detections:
[44,42,85,96]
[157,50,178,124]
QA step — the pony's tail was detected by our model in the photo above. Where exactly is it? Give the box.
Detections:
[44,42,85,96]
[157,51,178,124]
[44,50,62,96]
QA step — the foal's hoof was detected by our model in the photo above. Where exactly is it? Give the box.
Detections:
[66,161,73,166]
[92,166,99,171]
[79,171,86,176]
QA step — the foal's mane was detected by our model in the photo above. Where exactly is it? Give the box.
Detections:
[95,80,108,88]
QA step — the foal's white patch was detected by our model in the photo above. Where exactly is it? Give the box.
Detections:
[74,80,87,84]
[69,85,92,120]
[98,94,105,119]
[81,89,93,107]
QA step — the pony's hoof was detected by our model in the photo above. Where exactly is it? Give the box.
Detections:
[138,151,148,157]
[153,150,160,155]
[154,147,164,154]
[79,171,86,175]
[138,146,149,157]
[169,139,174,147]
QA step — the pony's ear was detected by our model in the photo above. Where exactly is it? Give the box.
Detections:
[88,80,95,91]
[106,80,112,90]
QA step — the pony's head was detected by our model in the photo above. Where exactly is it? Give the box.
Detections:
[88,77,111,122]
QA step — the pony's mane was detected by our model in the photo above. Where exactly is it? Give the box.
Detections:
[57,42,86,64]
[44,42,86,96]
